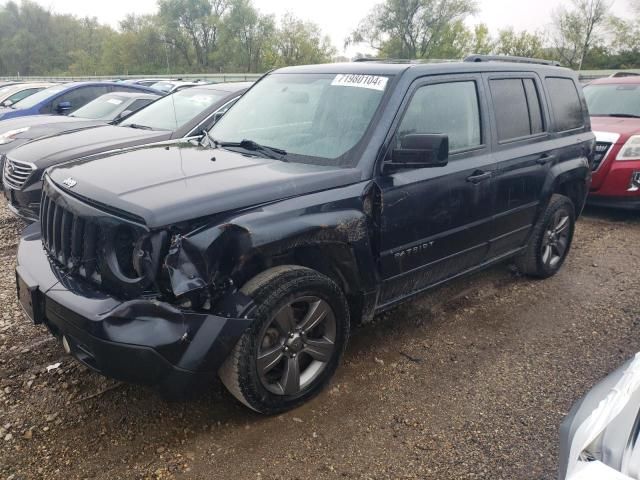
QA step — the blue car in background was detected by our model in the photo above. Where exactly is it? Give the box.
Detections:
[0,82,159,121]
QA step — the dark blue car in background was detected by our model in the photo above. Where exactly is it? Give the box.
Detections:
[0,82,158,121]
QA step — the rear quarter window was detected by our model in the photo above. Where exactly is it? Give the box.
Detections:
[545,77,584,132]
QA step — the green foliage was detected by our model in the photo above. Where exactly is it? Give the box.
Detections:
[349,0,640,69]
[348,0,478,59]
[495,28,546,58]
[1,0,640,75]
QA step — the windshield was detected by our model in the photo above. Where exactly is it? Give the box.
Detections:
[11,85,65,109]
[584,83,640,117]
[5,87,44,104]
[70,94,128,120]
[120,88,226,131]
[210,73,389,167]
[150,82,174,93]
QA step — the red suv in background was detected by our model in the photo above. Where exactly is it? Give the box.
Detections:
[584,75,640,210]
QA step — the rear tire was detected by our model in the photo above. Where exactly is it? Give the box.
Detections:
[516,194,575,278]
[219,266,350,414]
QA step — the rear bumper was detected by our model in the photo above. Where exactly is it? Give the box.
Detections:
[16,223,251,394]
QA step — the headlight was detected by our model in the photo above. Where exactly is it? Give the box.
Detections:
[616,135,640,161]
[0,127,30,145]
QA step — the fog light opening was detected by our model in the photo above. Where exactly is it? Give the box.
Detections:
[629,171,640,192]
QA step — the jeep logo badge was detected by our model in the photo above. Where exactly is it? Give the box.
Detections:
[62,177,77,188]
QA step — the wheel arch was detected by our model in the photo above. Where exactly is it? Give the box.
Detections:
[542,157,591,217]
[229,242,374,325]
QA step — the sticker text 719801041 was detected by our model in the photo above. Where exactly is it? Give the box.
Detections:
[331,74,388,91]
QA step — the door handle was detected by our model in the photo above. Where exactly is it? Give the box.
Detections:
[536,153,556,165]
[466,170,492,184]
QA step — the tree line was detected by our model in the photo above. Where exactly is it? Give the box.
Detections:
[0,0,639,76]
[350,0,640,70]
[0,0,337,75]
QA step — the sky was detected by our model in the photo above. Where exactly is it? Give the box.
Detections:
[32,0,634,57]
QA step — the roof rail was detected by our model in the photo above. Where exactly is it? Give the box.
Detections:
[464,55,562,67]
[353,57,460,64]
[609,71,640,78]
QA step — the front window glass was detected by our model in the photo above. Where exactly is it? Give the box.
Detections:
[120,88,227,131]
[584,83,640,117]
[398,81,481,151]
[70,94,128,120]
[11,85,64,109]
[210,73,390,167]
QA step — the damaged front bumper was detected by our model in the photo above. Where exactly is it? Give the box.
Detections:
[16,223,251,395]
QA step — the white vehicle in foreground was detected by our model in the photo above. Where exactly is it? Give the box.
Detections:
[560,353,640,479]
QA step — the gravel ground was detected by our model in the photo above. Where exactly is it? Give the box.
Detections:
[0,198,639,480]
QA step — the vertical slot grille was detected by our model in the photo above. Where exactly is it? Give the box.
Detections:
[40,189,102,285]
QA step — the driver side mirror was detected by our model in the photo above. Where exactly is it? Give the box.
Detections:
[386,134,449,171]
[56,101,72,114]
[2,100,13,107]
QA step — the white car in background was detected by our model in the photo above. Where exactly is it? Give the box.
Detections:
[0,82,56,107]
[559,354,640,479]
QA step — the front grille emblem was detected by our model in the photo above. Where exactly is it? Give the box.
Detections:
[62,177,77,188]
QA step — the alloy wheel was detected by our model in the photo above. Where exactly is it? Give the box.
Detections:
[541,210,570,268]
[256,296,337,396]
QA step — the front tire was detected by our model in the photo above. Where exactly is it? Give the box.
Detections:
[516,194,576,278]
[219,266,350,414]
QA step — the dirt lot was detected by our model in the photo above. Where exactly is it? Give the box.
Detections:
[0,199,639,480]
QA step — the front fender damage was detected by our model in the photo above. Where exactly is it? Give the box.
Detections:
[163,207,373,310]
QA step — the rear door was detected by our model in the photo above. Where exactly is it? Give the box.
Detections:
[484,73,555,258]
[376,74,497,306]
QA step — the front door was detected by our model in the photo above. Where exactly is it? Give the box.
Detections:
[376,75,496,306]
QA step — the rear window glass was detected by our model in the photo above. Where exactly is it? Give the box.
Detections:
[490,78,545,141]
[546,77,584,131]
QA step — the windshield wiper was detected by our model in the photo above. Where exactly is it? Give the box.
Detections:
[126,123,153,130]
[201,129,217,148]
[603,113,640,118]
[216,139,287,160]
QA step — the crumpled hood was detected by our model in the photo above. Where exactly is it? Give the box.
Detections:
[48,140,362,228]
[591,116,640,141]
[8,124,170,169]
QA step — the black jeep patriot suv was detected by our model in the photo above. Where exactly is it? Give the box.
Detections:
[15,57,594,413]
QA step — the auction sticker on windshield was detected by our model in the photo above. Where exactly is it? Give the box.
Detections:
[331,74,388,91]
